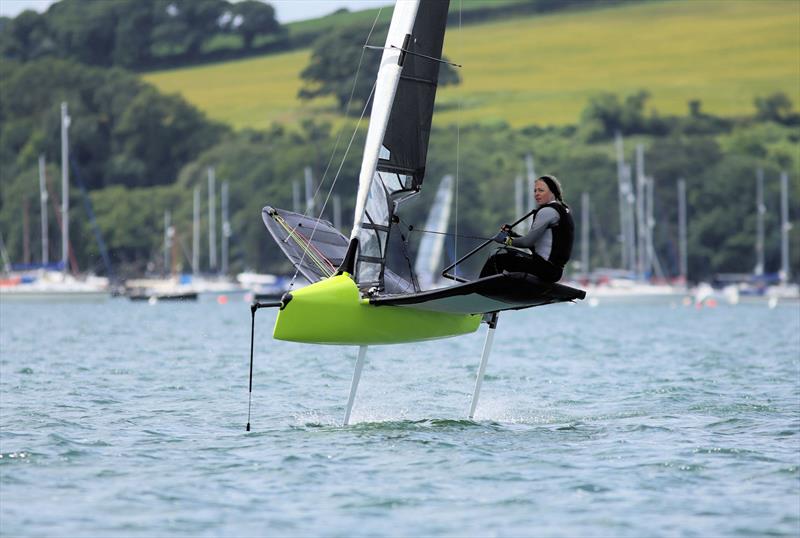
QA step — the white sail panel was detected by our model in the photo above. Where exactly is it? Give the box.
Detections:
[350,0,421,242]
[414,174,453,289]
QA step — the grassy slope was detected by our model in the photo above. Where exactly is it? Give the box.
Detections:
[143,0,800,130]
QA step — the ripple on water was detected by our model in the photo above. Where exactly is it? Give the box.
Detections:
[1,301,797,537]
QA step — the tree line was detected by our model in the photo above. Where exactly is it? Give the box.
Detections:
[1,57,797,282]
[0,0,282,70]
[0,0,650,72]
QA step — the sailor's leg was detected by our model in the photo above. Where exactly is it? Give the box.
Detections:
[343,345,368,426]
[469,313,499,419]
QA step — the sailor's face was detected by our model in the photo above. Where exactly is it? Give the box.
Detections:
[534,180,555,206]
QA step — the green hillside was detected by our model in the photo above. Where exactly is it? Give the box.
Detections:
[146,0,799,130]
[145,0,800,128]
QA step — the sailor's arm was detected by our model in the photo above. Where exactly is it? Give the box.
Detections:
[507,207,559,248]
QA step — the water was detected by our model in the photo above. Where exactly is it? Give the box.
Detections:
[1,299,798,537]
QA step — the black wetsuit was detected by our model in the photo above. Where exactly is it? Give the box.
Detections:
[480,202,574,282]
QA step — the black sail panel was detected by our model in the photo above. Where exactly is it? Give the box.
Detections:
[379,0,450,188]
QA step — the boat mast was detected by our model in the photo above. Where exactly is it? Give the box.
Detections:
[193,186,200,275]
[646,175,665,279]
[755,168,765,276]
[0,233,10,273]
[304,166,315,216]
[38,155,48,265]
[678,178,687,283]
[333,194,342,232]
[780,170,790,283]
[164,210,171,278]
[514,174,523,221]
[624,164,636,274]
[292,181,300,213]
[208,167,217,273]
[60,102,70,276]
[615,131,629,270]
[349,0,421,242]
[221,181,230,276]
[525,153,536,229]
[581,191,590,277]
[23,197,30,265]
[635,144,647,280]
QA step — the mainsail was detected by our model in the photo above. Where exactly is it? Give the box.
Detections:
[350,0,450,293]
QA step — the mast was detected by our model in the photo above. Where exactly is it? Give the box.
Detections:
[208,167,217,272]
[350,0,423,241]
[624,164,636,274]
[755,168,765,276]
[221,181,230,276]
[22,198,31,265]
[164,210,171,278]
[678,178,687,283]
[349,0,449,290]
[60,102,70,276]
[514,175,523,221]
[0,233,10,273]
[615,131,628,270]
[525,153,536,228]
[646,175,665,280]
[581,191,589,277]
[780,170,790,283]
[292,181,300,214]
[333,194,342,231]
[304,166,315,216]
[193,186,200,275]
[38,155,48,265]
[635,144,646,280]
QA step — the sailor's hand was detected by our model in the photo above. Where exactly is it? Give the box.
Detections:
[492,230,510,244]
[501,224,512,232]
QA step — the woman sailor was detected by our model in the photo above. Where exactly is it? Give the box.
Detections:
[480,174,574,283]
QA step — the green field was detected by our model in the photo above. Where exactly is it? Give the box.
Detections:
[144,0,800,130]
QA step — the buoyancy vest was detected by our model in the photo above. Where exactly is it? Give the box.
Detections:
[538,202,574,268]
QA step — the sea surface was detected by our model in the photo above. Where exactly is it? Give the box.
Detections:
[1,297,798,537]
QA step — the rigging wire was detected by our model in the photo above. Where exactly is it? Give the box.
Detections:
[285,8,384,289]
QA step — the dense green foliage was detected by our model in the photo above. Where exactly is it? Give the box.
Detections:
[1,56,797,280]
[0,0,641,71]
[0,0,797,283]
[0,0,283,69]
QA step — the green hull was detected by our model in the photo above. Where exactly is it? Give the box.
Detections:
[273,275,481,345]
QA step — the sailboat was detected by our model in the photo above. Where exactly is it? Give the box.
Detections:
[1,105,109,303]
[250,0,585,427]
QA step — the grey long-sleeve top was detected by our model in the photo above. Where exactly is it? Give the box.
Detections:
[508,206,560,259]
